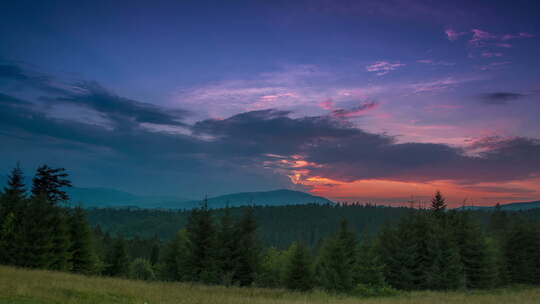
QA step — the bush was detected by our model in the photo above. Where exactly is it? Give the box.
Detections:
[352,283,399,297]
[129,258,156,281]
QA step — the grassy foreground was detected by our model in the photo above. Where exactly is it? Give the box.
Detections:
[1,266,540,304]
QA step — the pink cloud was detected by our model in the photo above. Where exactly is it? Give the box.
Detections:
[319,99,335,110]
[366,61,405,76]
[501,32,535,41]
[469,29,497,47]
[445,28,467,41]
[469,29,534,47]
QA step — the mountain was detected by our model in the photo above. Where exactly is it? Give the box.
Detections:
[173,189,334,209]
[67,187,191,209]
[457,200,540,211]
[497,200,540,211]
[67,187,333,209]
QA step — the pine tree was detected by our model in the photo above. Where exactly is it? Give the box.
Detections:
[432,228,464,290]
[504,220,540,284]
[185,198,219,283]
[2,164,27,205]
[355,239,386,287]
[31,165,72,205]
[0,164,28,266]
[68,207,96,274]
[19,196,56,269]
[316,220,357,293]
[284,242,314,291]
[233,207,261,286]
[451,212,497,289]
[430,191,447,214]
[256,247,288,288]
[162,229,191,281]
[216,207,237,284]
[48,207,72,271]
[104,238,130,277]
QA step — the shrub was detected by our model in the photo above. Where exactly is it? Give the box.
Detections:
[130,258,156,281]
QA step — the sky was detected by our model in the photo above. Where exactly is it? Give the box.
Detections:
[1,0,540,206]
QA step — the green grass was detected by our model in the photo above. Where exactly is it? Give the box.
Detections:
[1,266,540,304]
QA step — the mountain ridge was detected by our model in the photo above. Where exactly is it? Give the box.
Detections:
[67,187,333,209]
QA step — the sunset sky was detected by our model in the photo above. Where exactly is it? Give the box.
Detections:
[1,0,540,206]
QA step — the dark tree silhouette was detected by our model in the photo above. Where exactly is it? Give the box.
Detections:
[31,165,72,205]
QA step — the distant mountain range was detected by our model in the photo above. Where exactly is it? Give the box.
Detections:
[67,188,333,209]
[459,200,540,211]
[67,187,191,209]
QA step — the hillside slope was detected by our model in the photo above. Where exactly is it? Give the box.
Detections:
[1,266,540,304]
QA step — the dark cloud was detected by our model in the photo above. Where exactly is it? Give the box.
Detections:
[480,92,526,105]
[50,82,189,128]
[332,101,378,118]
[1,63,540,196]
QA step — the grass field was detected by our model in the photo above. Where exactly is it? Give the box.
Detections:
[1,266,540,304]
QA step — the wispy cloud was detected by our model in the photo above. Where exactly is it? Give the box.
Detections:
[469,29,535,48]
[366,61,405,76]
[417,59,455,66]
[478,61,512,71]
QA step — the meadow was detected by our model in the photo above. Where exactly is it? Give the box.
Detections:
[1,266,540,304]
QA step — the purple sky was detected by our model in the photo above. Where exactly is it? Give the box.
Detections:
[1,0,540,206]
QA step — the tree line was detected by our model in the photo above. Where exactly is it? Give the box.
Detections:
[1,165,540,295]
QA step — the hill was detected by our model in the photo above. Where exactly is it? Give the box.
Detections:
[1,266,540,304]
[458,200,540,211]
[175,189,333,209]
[68,188,332,209]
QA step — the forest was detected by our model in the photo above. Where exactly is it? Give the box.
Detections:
[1,165,540,296]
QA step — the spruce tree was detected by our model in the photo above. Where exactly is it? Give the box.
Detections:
[284,242,314,291]
[451,212,497,289]
[31,165,72,205]
[48,207,72,271]
[2,164,27,207]
[430,191,447,214]
[185,198,219,283]
[0,164,27,265]
[504,220,540,284]
[150,243,160,266]
[316,220,357,293]
[233,207,261,286]
[216,207,237,284]
[19,196,56,269]
[162,229,191,281]
[68,207,96,274]
[355,239,386,287]
[104,238,130,277]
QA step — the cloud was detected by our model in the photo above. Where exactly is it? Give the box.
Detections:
[478,61,512,71]
[445,29,466,41]
[417,59,455,66]
[479,92,526,105]
[366,61,405,76]
[331,101,378,118]
[469,29,535,48]
[2,63,540,197]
